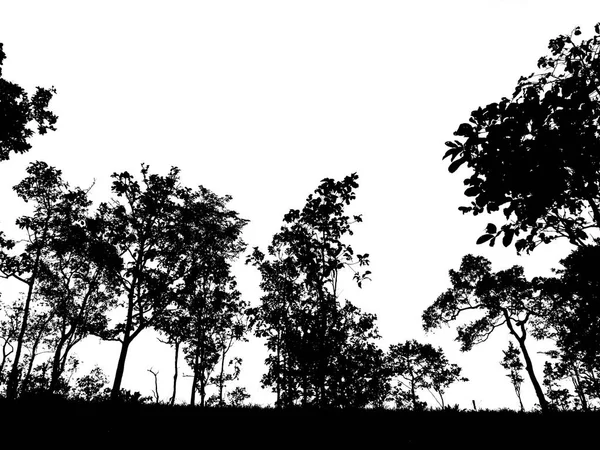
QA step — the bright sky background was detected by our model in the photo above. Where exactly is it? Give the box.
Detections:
[1,1,600,410]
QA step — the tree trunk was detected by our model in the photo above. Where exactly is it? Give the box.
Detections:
[571,363,589,412]
[218,344,226,406]
[190,350,199,406]
[516,386,524,412]
[111,337,131,400]
[111,281,137,400]
[276,330,281,407]
[170,340,179,406]
[7,278,37,399]
[49,336,68,393]
[504,312,549,413]
[516,337,548,412]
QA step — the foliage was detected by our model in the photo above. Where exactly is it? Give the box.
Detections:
[386,340,467,410]
[0,162,102,399]
[99,164,188,398]
[423,254,549,412]
[534,244,600,410]
[0,43,57,161]
[248,173,381,408]
[444,24,600,253]
[71,366,110,402]
[500,341,525,411]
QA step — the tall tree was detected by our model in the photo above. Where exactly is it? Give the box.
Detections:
[0,162,76,399]
[423,254,550,412]
[534,244,600,408]
[157,184,247,407]
[100,164,184,400]
[443,24,600,253]
[0,43,57,161]
[249,174,376,408]
[35,199,120,393]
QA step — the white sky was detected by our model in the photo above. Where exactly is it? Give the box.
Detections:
[1,1,599,410]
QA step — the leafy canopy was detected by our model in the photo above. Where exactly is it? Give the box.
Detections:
[445,24,600,253]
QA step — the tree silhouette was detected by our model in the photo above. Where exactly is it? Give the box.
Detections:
[500,341,525,412]
[248,174,379,408]
[99,165,184,400]
[387,340,466,410]
[444,24,600,253]
[156,183,247,407]
[423,254,549,412]
[0,43,57,161]
[0,162,83,399]
[534,244,600,409]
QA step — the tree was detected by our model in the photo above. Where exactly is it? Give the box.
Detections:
[500,341,525,412]
[534,244,600,409]
[0,43,57,161]
[444,24,600,253]
[248,174,377,408]
[386,340,466,410]
[99,164,184,400]
[423,254,550,412]
[156,183,248,407]
[0,162,79,399]
[0,303,20,389]
[71,365,110,402]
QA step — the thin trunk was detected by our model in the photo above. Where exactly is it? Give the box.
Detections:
[515,385,524,412]
[190,350,199,406]
[7,270,39,399]
[571,364,589,412]
[1,341,14,375]
[276,329,281,407]
[504,313,548,413]
[170,340,179,406]
[218,340,230,406]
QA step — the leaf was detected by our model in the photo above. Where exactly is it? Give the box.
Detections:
[502,229,514,247]
[443,147,461,161]
[448,157,466,173]
[464,187,479,197]
[485,223,497,234]
[476,234,494,245]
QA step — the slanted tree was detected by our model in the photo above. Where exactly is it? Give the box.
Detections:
[0,43,57,161]
[387,340,466,410]
[423,254,550,412]
[443,24,600,253]
[500,341,525,412]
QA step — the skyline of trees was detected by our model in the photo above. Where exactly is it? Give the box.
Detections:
[1,22,600,411]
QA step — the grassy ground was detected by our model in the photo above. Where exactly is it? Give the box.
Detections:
[0,397,595,447]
